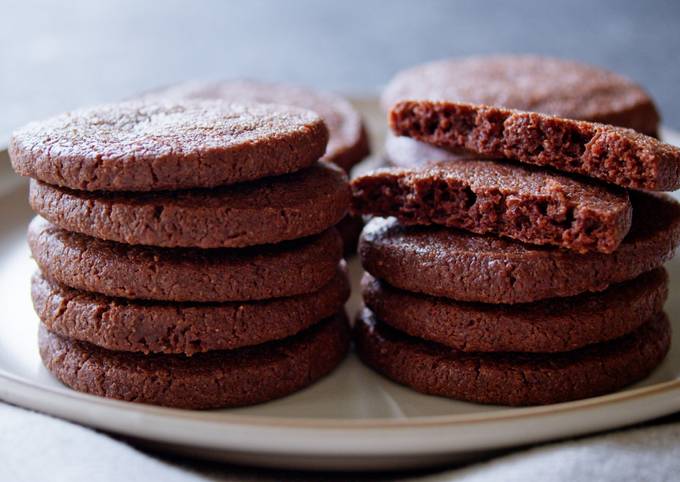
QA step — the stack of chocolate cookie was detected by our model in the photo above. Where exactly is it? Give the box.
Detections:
[143,79,371,254]
[10,100,352,409]
[351,58,680,406]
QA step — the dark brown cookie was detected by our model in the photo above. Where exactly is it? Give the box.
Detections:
[30,162,349,249]
[40,312,350,409]
[33,265,349,355]
[382,56,660,136]
[389,101,680,191]
[354,308,670,406]
[28,217,343,302]
[10,101,330,192]
[362,268,667,353]
[351,162,632,254]
[359,191,680,303]
[144,80,370,172]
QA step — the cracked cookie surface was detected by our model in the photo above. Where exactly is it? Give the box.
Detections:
[390,100,680,190]
[10,100,329,191]
[144,80,370,172]
[351,162,632,254]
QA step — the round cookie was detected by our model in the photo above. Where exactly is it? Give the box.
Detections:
[40,312,350,409]
[362,268,667,353]
[355,309,670,406]
[382,55,660,136]
[33,266,349,355]
[28,217,343,302]
[30,162,349,249]
[144,80,370,172]
[359,191,680,303]
[10,100,329,192]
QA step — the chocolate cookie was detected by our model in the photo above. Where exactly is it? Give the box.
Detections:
[144,80,370,172]
[10,101,329,192]
[28,217,343,302]
[355,309,670,406]
[40,312,350,409]
[362,268,667,353]
[33,265,349,355]
[382,56,660,136]
[359,191,680,303]
[351,162,632,254]
[390,101,680,191]
[30,162,349,248]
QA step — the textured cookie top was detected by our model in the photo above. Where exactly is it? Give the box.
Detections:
[359,191,680,303]
[144,80,370,171]
[382,55,659,135]
[390,100,680,190]
[10,100,328,191]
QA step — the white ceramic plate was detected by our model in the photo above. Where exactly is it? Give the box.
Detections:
[0,103,679,471]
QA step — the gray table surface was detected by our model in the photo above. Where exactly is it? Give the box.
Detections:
[2,0,680,144]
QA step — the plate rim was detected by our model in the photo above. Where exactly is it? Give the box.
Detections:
[1,348,680,429]
[2,365,680,457]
